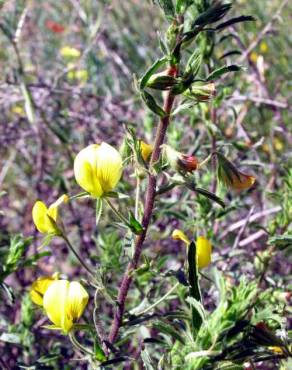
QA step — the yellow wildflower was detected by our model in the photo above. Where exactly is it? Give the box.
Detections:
[196,236,212,269]
[42,280,89,334]
[60,46,81,59]
[250,51,258,63]
[172,230,212,269]
[32,194,68,234]
[74,142,123,198]
[260,41,268,53]
[172,229,191,245]
[30,274,59,306]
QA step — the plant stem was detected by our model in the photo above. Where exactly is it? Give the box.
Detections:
[108,65,179,345]
[61,234,95,278]
[69,330,93,357]
[105,198,129,226]
[137,282,180,316]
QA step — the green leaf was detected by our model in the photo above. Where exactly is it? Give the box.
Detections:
[141,90,166,117]
[193,187,226,208]
[188,241,202,331]
[192,2,232,27]
[153,321,185,344]
[186,296,206,323]
[0,332,21,344]
[128,212,144,235]
[95,341,106,361]
[141,348,155,370]
[185,49,202,77]
[140,57,168,89]
[216,15,255,31]
[20,82,35,124]
[268,235,292,250]
[206,65,241,81]
[156,0,175,19]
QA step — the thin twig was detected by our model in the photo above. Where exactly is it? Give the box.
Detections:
[136,282,180,316]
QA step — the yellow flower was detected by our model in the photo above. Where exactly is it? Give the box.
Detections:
[66,63,88,83]
[172,230,212,269]
[60,46,81,59]
[74,142,123,198]
[216,152,255,191]
[196,236,212,269]
[260,41,268,53]
[250,51,258,63]
[172,229,190,245]
[139,141,153,162]
[268,346,283,354]
[227,171,255,191]
[32,195,68,234]
[30,274,59,306]
[43,280,89,334]
[11,104,24,116]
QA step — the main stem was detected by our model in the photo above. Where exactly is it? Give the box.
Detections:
[108,67,178,344]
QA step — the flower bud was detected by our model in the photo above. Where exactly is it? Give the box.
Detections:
[74,142,123,198]
[139,140,153,162]
[32,194,68,234]
[172,229,190,245]
[184,82,216,102]
[163,144,199,173]
[146,72,177,90]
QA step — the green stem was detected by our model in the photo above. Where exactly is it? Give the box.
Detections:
[137,282,180,316]
[61,234,95,278]
[69,331,94,357]
[104,198,129,226]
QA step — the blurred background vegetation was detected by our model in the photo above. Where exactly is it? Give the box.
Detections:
[0,0,291,369]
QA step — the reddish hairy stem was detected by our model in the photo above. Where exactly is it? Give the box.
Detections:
[108,68,177,345]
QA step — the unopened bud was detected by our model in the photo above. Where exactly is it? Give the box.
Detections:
[163,144,199,173]
[139,140,153,162]
[146,72,177,90]
[184,82,216,102]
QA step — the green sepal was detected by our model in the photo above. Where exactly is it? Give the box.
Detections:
[140,57,168,90]
[128,211,144,235]
[141,90,166,117]
[188,241,202,331]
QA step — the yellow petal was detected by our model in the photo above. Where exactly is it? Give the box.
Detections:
[32,201,54,233]
[47,194,69,221]
[196,236,212,269]
[30,276,55,306]
[60,46,81,59]
[231,172,255,191]
[172,229,190,245]
[95,142,123,194]
[74,144,103,197]
[140,141,153,162]
[43,280,73,333]
[66,281,89,321]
